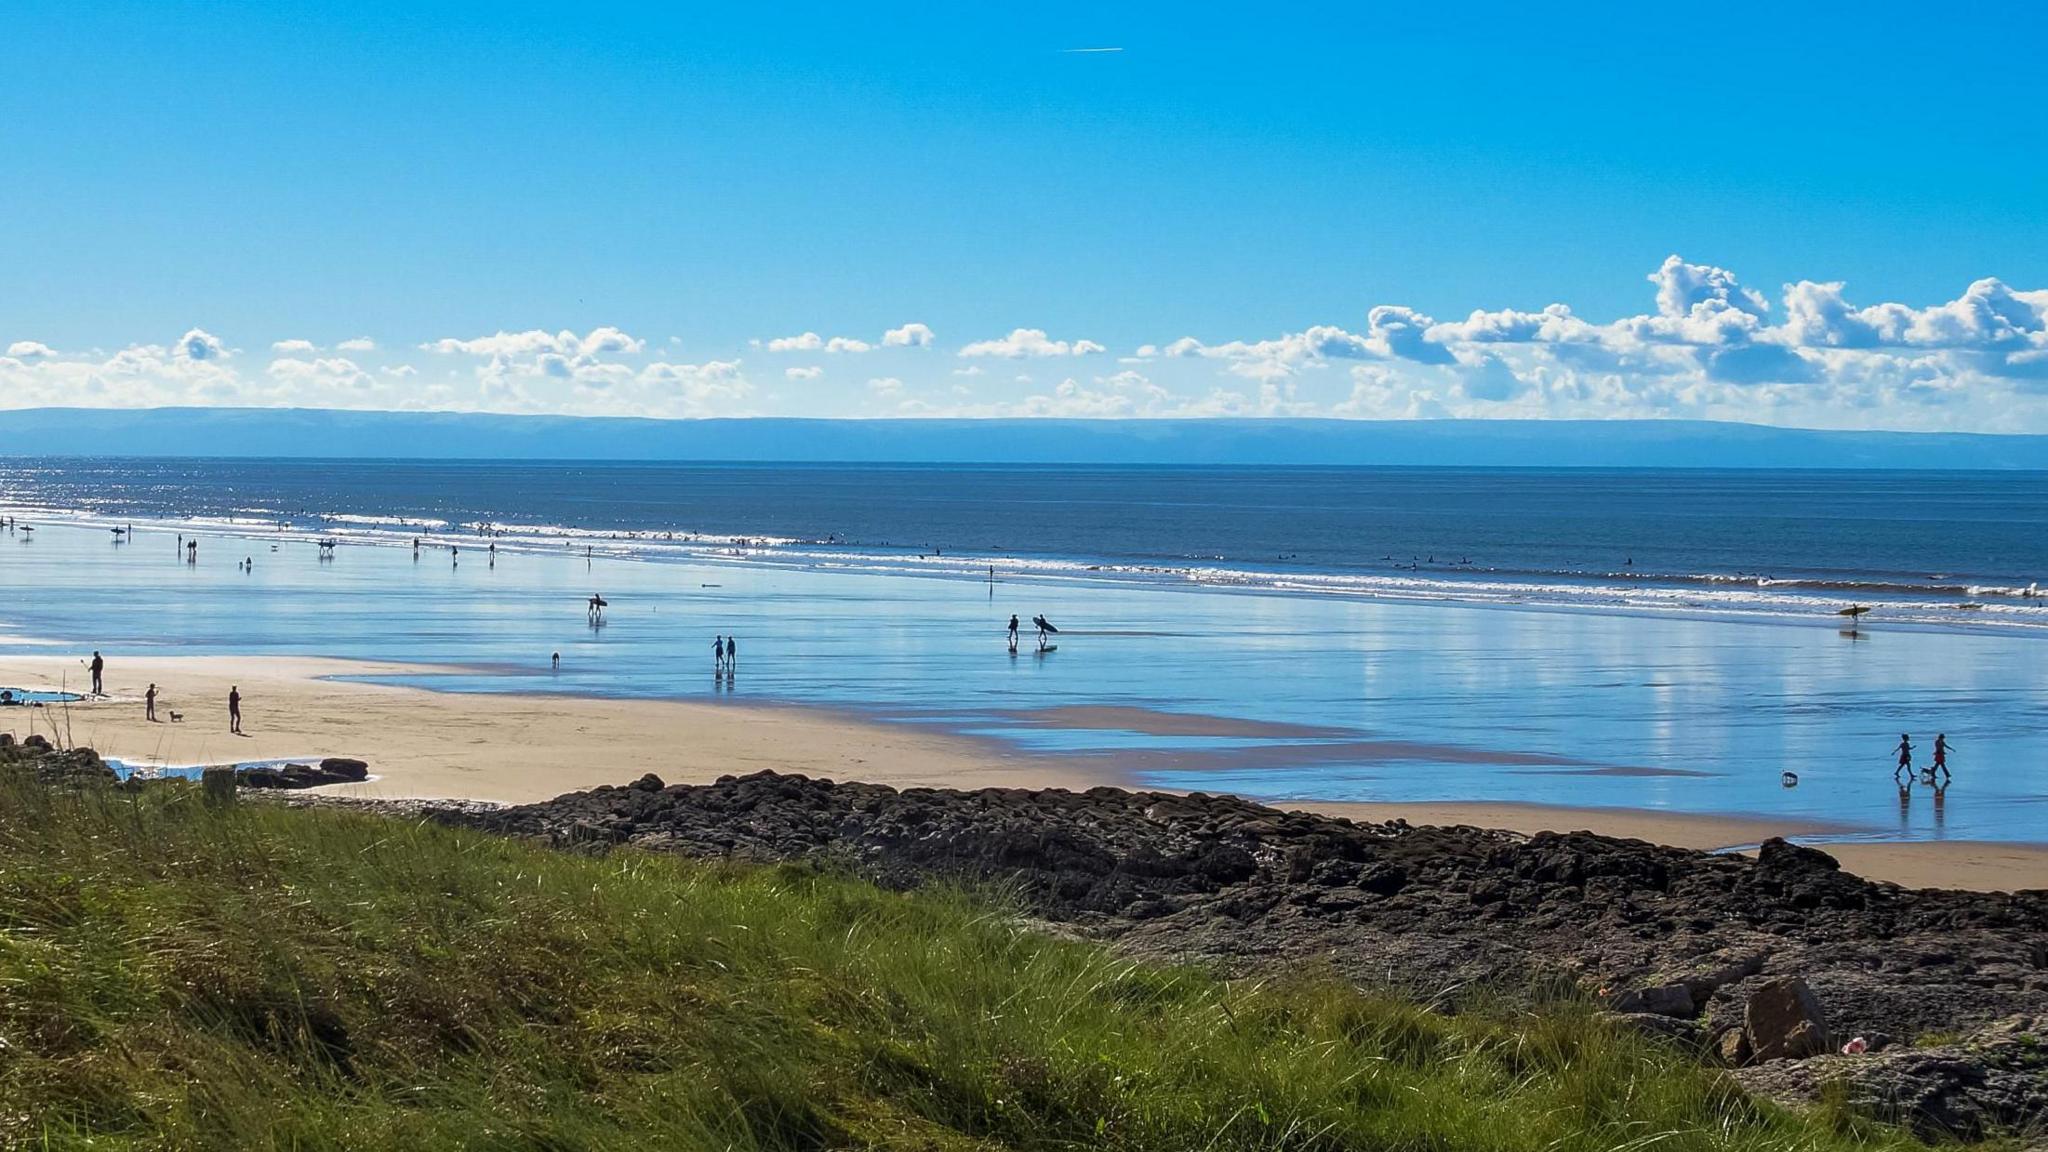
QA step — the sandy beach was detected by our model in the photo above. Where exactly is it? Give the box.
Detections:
[4,651,2046,892]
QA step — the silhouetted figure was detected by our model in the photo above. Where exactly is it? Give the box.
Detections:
[1895,733,1914,775]
[1007,614,1020,651]
[1932,733,1952,778]
[228,686,243,734]
[89,651,104,696]
[713,635,726,671]
[550,651,560,670]
[724,635,737,670]
[145,683,157,721]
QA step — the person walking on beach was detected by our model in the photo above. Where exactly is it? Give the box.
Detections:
[713,636,726,672]
[228,686,243,734]
[725,635,737,671]
[89,651,104,696]
[1894,733,1914,776]
[1007,614,1020,650]
[1929,733,1953,783]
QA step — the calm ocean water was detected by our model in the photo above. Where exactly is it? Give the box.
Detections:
[4,459,2046,628]
[2,458,2045,842]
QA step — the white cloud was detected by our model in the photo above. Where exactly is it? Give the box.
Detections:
[958,328,1108,358]
[268,356,374,391]
[336,336,377,352]
[882,322,936,348]
[175,328,228,361]
[765,331,872,353]
[6,258,2048,431]
[423,326,644,359]
[637,359,751,413]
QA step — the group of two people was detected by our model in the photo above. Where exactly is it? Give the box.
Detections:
[713,634,739,673]
[1005,614,1057,651]
[1895,732,1952,781]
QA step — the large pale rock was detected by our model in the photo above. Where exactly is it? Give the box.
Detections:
[1746,976,1830,1061]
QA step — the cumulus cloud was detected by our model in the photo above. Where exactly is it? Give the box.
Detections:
[175,328,228,361]
[1364,306,1457,364]
[763,332,823,352]
[268,356,374,391]
[7,258,2048,430]
[1147,326,1375,379]
[424,326,644,359]
[764,332,872,353]
[958,328,1107,358]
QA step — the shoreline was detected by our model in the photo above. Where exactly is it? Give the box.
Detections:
[4,651,2047,891]
[4,647,2048,889]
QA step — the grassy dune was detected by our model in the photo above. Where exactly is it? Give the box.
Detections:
[0,771,1926,1151]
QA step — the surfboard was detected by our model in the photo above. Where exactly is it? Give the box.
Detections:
[1837,605,1870,617]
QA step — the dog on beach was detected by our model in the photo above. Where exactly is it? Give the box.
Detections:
[167,710,184,723]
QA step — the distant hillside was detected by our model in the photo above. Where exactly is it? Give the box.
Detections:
[4,407,2046,468]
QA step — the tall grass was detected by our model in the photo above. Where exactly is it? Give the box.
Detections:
[0,771,1929,1150]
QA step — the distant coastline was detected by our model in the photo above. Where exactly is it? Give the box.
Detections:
[6,406,2048,468]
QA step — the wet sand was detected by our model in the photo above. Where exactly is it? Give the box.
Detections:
[0,654,1105,803]
[3,652,2044,891]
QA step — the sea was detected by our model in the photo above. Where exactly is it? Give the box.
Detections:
[2,458,2045,842]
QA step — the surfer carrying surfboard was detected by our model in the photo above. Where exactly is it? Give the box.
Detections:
[1032,615,1060,651]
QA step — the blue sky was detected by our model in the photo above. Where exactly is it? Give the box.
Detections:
[4,2,2047,428]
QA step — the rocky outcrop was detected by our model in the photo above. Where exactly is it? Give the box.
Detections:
[237,759,370,789]
[0,740,118,787]
[1738,1017,2048,1140]
[407,769,2048,1140]
[440,772,2048,1038]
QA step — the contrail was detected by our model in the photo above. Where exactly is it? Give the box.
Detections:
[1060,47,1124,53]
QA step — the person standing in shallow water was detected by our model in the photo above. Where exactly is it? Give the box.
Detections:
[713,636,725,672]
[724,635,737,671]
[228,686,243,734]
